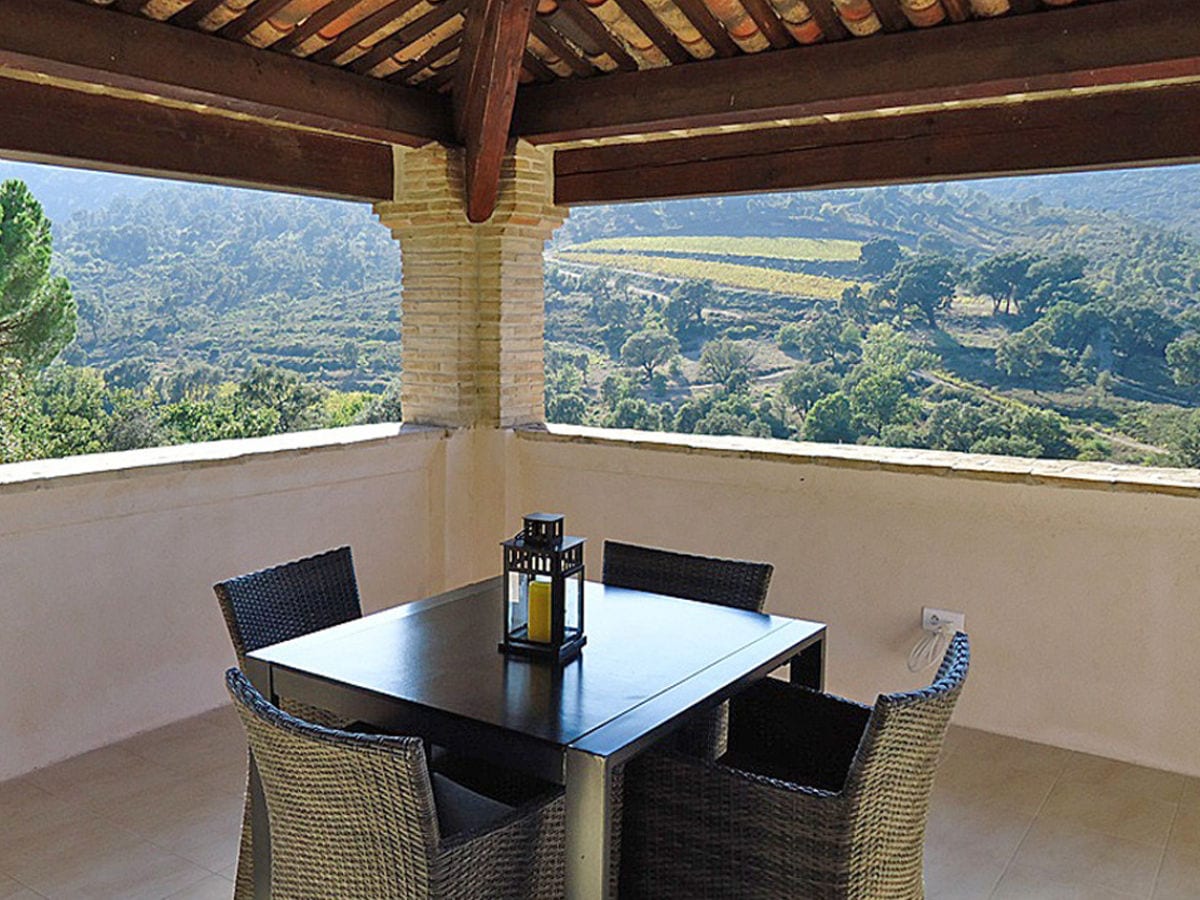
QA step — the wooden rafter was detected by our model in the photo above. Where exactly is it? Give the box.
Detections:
[672,0,740,57]
[218,0,296,41]
[740,0,794,49]
[0,77,393,201]
[531,17,597,77]
[0,0,450,146]
[350,0,470,75]
[388,32,463,83]
[556,0,638,70]
[113,0,148,13]
[308,0,427,64]
[170,0,226,29]
[523,48,559,81]
[806,0,849,41]
[869,0,910,33]
[610,0,691,64]
[454,0,540,221]
[554,83,1200,204]
[272,0,361,52]
[941,0,970,23]
[513,0,1200,142]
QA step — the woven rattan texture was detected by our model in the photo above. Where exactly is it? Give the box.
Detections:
[213,547,364,899]
[602,540,773,612]
[620,633,970,900]
[226,669,566,900]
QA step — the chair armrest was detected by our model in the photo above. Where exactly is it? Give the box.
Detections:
[726,677,871,791]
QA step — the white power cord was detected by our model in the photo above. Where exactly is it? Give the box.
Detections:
[907,623,956,673]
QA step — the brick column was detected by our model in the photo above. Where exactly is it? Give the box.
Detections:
[375,140,566,429]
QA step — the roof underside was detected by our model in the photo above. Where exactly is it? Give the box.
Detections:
[83,0,1093,95]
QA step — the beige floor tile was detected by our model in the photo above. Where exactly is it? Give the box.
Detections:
[1010,818,1164,897]
[934,755,1059,816]
[1060,753,1186,805]
[1038,781,1178,848]
[944,728,1071,777]
[991,863,1144,899]
[1181,777,1200,805]
[924,842,1008,900]
[1168,802,1200,848]
[0,778,78,846]
[1153,828,1200,900]
[0,875,42,900]
[128,724,247,782]
[164,875,234,900]
[927,792,1037,862]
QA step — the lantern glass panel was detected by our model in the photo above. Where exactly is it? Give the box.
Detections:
[507,571,529,637]
[564,570,582,635]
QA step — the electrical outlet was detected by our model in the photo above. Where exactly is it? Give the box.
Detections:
[922,607,965,633]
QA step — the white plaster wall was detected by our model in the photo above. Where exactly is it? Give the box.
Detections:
[0,427,451,781]
[513,430,1200,778]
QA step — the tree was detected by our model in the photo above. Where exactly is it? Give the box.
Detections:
[872,255,956,328]
[971,252,1037,316]
[0,181,77,369]
[858,238,902,277]
[663,280,709,342]
[848,372,919,436]
[801,393,858,444]
[620,328,679,382]
[606,397,664,431]
[1166,333,1200,387]
[995,326,1054,382]
[699,338,756,391]
[779,363,838,416]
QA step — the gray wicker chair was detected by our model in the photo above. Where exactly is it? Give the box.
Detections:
[602,541,774,897]
[619,633,970,900]
[214,547,364,900]
[225,668,566,900]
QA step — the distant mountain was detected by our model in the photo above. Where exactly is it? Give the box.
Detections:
[962,165,1200,238]
[0,160,156,225]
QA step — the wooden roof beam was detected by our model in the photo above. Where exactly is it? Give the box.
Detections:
[454,0,540,221]
[0,77,393,202]
[554,83,1200,204]
[514,0,1200,142]
[0,0,451,147]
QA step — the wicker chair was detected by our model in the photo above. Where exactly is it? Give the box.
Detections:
[214,547,364,900]
[619,633,970,900]
[225,669,565,900]
[602,541,774,897]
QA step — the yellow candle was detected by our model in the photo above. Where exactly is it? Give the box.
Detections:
[528,581,552,643]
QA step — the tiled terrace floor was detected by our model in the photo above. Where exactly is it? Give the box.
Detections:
[1,709,1196,899]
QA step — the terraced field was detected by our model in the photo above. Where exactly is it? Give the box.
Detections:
[557,250,856,299]
[565,235,862,262]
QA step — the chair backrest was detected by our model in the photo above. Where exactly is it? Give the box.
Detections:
[213,547,362,666]
[841,633,970,873]
[602,540,773,612]
[225,668,440,899]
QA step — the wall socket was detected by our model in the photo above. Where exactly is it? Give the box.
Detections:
[922,607,966,633]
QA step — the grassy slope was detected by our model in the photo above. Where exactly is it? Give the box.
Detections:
[568,235,863,262]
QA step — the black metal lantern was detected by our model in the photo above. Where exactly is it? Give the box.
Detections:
[500,513,586,664]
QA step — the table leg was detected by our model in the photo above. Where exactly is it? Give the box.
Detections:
[789,637,825,691]
[565,748,613,900]
[244,660,274,900]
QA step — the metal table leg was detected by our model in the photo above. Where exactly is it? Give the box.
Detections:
[790,636,825,691]
[565,747,613,900]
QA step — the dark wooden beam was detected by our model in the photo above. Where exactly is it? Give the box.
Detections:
[611,0,691,64]
[868,0,910,33]
[514,0,1200,142]
[806,0,849,41]
[454,0,540,221]
[523,48,559,82]
[388,33,463,84]
[0,77,393,202]
[554,83,1200,204]
[308,0,427,64]
[1,0,451,146]
[739,0,794,49]
[170,0,226,29]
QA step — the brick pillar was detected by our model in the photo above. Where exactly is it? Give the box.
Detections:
[375,140,566,429]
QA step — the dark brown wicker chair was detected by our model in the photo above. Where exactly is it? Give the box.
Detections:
[225,668,565,900]
[214,547,364,900]
[619,632,970,900]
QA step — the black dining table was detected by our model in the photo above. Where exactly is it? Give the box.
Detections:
[245,577,826,900]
